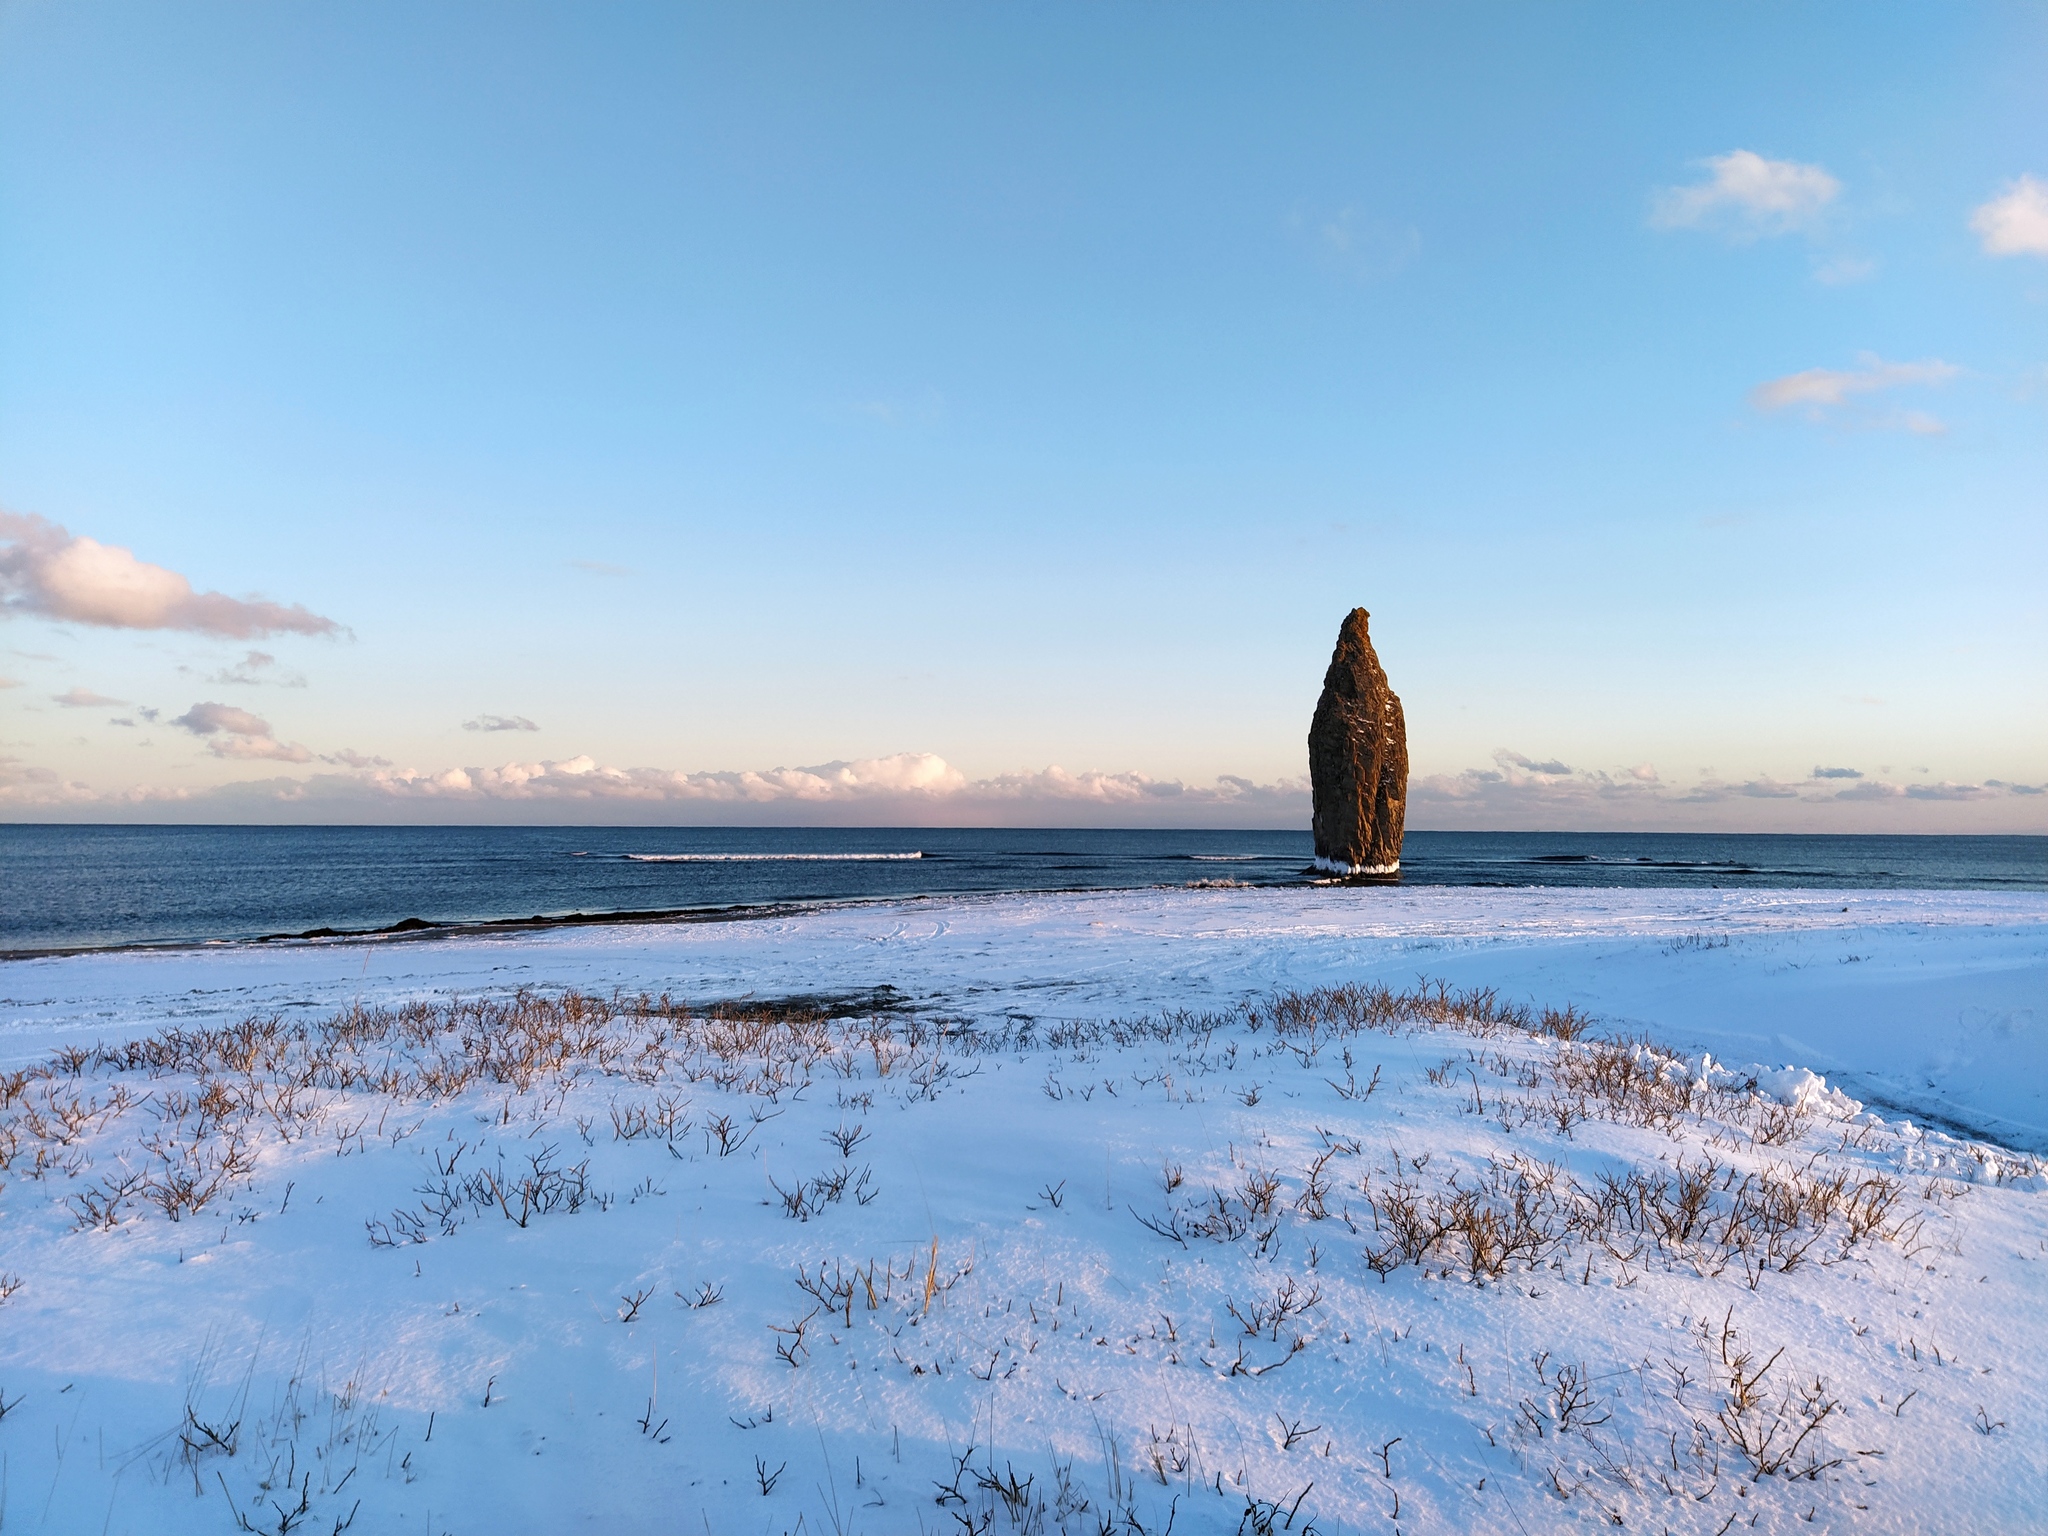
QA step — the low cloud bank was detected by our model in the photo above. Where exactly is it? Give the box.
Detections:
[348,752,1308,826]
[0,749,1307,826]
[1410,750,2042,829]
[1,746,2038,830]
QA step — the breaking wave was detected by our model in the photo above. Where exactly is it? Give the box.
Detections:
[620,852,924,863]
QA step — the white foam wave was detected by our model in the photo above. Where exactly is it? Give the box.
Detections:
[623,852,923,863]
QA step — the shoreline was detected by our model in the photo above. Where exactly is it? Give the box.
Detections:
[10,865,2048,964]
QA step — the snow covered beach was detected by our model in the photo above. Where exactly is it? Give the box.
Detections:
[1,885,2044,1533]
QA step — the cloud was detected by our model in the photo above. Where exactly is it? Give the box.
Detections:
[203,650,306,687]
[1732,777,1801,799]
[464,714,540,733]
[3,740,2042,833]
[1811,254,1877,286]
[0,753,97,806]
[1406,753,2046,828]
[371,751,966,803]
[310,751,1313,827]
[1827,779,1904,801]
[323,748,393,769]
[0,676,18,689]
[1903,781,1997,801]
[1970,175,2048,258]
[1409,751,1675,816]
[174,701,272,737]
[1497,750,1572,776]
[0,512,340,638]
[1291,206,1422,281]
[171,699,312,762]
[207,735,313,763]
[845,391,946,429]
[1651,150,1839,237]
[53,686,124,708]
[1749,354,1959,431]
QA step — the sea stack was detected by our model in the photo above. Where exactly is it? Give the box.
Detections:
[1308,607,1408,877]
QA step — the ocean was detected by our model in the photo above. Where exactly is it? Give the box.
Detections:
[2,825,2041,956]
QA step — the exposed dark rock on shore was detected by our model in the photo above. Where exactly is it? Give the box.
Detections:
[1308,607,1408,876]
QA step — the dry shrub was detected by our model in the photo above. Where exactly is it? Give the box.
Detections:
[1343,1145,1908,1289]
[1708,1311,1843,1477]
[1363,1156,1570,1280]
[1248,979,1534,1050]
[1,987,947,1235]
[1549,1037,1706,1131]
[1538,1004,1593,1041]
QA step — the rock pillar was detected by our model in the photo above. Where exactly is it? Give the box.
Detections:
[1308,607,1407,876]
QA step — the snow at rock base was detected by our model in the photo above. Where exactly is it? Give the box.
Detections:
[0,885,2042,1534]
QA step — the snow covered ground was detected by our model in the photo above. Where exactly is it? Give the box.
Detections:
[0,885,2043,1534]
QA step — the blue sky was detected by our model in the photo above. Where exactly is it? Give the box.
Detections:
[1,2,2043,828]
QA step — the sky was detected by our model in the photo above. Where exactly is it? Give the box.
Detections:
[1,2,2044,830]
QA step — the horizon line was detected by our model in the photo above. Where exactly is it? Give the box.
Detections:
[3,822,2042,839]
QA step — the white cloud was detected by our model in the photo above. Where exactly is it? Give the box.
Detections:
[0,512,339,638]
[319,751,1312,826]
[174,701,273,737]
[0,753,97,806]
[0,676,19,689]
[1651,150,1839,237]
[0,741,2039,833]
[464,714,540,733]
[1496,750,1572,776]
[171,699,312,763]
[369,751,969,803]
[1970,175,2048,257]
[53,686,125,708]
[1749,354,1959,425]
